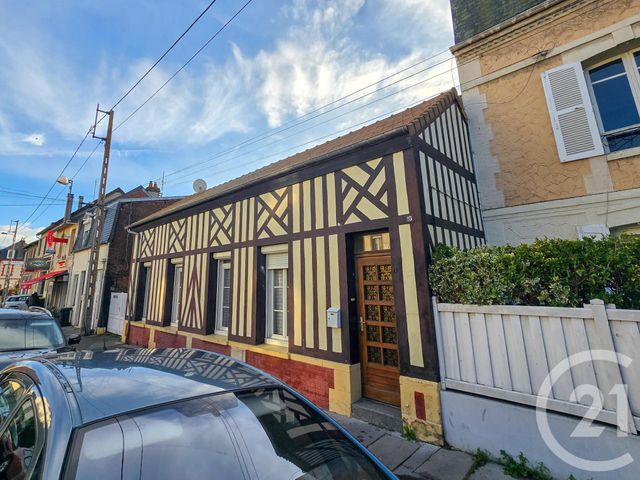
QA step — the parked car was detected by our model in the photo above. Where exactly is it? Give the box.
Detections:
[1,295,30,310]
[0,347,395,479]
[0,309,81,369]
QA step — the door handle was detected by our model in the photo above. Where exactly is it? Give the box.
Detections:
[360,316,365,332]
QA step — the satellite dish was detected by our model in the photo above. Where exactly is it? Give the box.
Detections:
[193,179,207,193]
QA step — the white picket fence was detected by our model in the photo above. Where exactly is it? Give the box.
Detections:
[433,299,640,433]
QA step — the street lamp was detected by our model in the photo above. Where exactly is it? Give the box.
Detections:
[56,175,73,192]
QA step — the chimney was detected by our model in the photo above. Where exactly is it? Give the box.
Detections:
[64,192,74,223]
[77,195,84,209]
[145,180,161,197]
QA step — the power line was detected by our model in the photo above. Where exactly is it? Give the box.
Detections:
[27,141,103,227]
[170,91,456,188]
[110,0,219,111]
[18,129,91,233]
[113,0,254,133]
[166,57,457,185]
[161,52,454,181]
[162,0,618,187]
[18,0,224,228]
[0,191,67,202]
[0,203,70,207]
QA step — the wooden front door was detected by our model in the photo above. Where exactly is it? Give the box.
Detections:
[357,254,400,405]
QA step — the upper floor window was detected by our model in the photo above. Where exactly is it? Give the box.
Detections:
[587,51,640,152]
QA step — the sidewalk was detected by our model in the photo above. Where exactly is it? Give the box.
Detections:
[329,413,511,479]
[62,326,125,351]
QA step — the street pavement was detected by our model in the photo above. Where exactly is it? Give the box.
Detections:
[329,412,512,479]
[62,326,125,351]
[67,329,512,479]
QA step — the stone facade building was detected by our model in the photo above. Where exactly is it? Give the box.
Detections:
[450,0,640,244]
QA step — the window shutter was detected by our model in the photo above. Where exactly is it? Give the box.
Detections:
[266,253,288,269]
[541,63,604,162]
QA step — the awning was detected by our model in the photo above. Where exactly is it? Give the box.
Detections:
[20,270,67,288]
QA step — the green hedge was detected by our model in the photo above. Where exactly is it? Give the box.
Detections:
[429,236,640,309]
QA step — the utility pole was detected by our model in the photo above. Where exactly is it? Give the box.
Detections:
[83,106,114,335]
[2,220,18,304]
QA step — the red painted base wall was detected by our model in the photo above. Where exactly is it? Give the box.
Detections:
[127,324,150,347]
[154,330,187,348]
[245,351,334,408]
[191,338,231,356]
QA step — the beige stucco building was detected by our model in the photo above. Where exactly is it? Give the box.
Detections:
[450,0,640,244]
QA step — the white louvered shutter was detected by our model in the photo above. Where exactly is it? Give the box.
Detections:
[541,63,604,162]
[266,252,288,269]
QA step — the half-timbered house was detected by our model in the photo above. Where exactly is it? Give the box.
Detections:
[124,89,484,443]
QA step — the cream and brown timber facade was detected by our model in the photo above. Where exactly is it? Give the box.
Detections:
[125,90,484,443]
[451,0,640,244]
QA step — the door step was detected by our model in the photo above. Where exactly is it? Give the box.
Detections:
[351,398,403,432]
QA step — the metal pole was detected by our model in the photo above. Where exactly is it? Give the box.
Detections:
[83,107,114,335]
[2,220,18,304]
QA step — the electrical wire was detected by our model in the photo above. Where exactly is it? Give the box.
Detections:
[110,0,219,111]
[113,0,254,133]
[18,0,224,227]
[161,53,455,181]
[17,129,91,233]
[0,190,67,202]
[27,141,103,227]
[163,0,619,189]
[166,57,457,186]
[0,203,70,207]
[22,0,618,228]
[169,91,457,188]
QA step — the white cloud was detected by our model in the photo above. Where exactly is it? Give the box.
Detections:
[155,0,458,190]
[0,0,457,192]
[252,0,455,128]
[21,133,45,146]
[0,223,42,247]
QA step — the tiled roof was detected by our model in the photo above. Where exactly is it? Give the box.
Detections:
[450,0,548,44]
[130,89,459,229]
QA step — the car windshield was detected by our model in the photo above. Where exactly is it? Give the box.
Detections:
[6,297,19,302]
[0,318,65,352]
[120,386,389,479]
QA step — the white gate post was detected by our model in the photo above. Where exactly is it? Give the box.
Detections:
[588,299,637,434]
[432,297,447,390]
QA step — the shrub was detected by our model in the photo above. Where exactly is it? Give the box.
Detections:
[429,236,640,309]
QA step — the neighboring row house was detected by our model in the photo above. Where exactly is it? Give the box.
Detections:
[67,190,181,331]
[19,184,180,333]
[0,240,26,296]
[124,89,485,443]
[450,0,640,244]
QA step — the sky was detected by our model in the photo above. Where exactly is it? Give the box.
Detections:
[0,0,456,246]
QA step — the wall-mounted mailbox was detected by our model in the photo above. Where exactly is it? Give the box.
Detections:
[327,307,341,328]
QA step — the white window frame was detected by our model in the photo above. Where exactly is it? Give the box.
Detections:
[170,265,183,327]
[265,252,288,346]
[215,261,231,335]
[586,50,640,152]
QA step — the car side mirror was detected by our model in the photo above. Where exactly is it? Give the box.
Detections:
[68,334,82,345]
